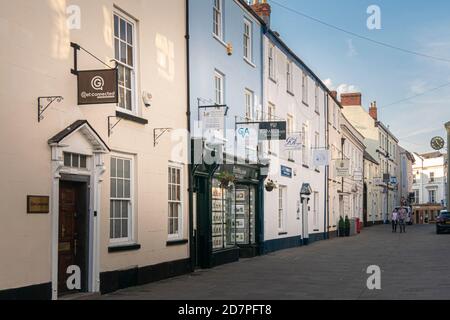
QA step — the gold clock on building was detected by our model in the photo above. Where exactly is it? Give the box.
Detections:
[430,136,445,151]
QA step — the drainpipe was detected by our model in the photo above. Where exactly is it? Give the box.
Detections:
[324,93,330,239]
[185,0,195,272]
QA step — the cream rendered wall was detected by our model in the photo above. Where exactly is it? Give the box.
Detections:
[263,36,326,241]
[0,0,188,291]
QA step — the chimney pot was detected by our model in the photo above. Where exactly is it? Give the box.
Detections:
[250,0,271,27]
[369,101,378,121]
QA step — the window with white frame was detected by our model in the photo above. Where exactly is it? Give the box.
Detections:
[429,190,436,204]
[110,156,133,242]
[414,190,420,204]
[268,103,275,152]
[213,0,223,39]
[313,192,319,227]
[315,84,319,113]
[287,61,293,93]
[214,71,224,105]
[243,19,252,61]
[245,89,254,120]
[64,152,88,169]
[302,71,308,105]
[429,171,435,183]
[268,44,275,80]
[114,13,136,113]
[168,166,182,239]
[278,186,287,232]
[302,124,308,165]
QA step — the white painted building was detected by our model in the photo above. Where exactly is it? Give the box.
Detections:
[340,115,365,222]
[0,0,190,299]
[412,152,447,207]
[261,30,327,250]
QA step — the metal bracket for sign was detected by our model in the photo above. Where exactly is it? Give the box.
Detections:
[154,128,173,147]
[108,116,122,137]
[70,42,116,76]
[37,96,64,122]
[197,104,229,121]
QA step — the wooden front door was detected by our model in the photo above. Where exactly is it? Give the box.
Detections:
[58,181,87,295]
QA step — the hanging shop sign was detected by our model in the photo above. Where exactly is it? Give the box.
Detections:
[27,196,50,214]
[202,108,225,132]
[284,133,302,151]
[353,168,363,181]
[77,69,118,105]
[335,159,350,177]
[313,149,330,167]
[390,176,398,185]
[259,121,287,141]
[281,165,293,178]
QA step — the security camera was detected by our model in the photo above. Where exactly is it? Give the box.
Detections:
[142,91,152,107]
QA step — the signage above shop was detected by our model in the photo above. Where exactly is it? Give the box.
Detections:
[353,168,363,181]
[77,69,118,105]
[281,165,293,178]
[335,159,350,177]
[259,121,287,141]
[284,133,302,151]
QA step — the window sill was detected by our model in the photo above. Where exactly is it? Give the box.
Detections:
[315,110,320,116]
[288,159,295,163]
[278,232,288,236]
[302,164,310,169]
[302,101,309,107]
[269,77,277,84]
[244,57,256,68]
[166,239,189,247]
[287,90,295,97]
[315,169,320,173]
[108,243,141,253]
[116,111,148,125]
[213,34,227,48]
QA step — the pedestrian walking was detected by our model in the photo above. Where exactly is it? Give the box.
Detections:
[399,207,407,233]
[391,208,398,233]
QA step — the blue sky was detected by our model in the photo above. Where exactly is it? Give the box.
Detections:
[268,0,450,153]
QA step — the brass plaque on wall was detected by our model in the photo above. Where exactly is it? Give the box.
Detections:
[27,196,50,214]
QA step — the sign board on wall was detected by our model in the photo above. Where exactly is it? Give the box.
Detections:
[27,196,50,214]
[284,133,302,151]
[281,165,293,178]
[313,150,330,167]
[259,121,287,141]
[78,69,118,105]
[335,159,350,177]
[353,168,363,181]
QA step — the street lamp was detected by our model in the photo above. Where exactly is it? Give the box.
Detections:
[445,122,450,209]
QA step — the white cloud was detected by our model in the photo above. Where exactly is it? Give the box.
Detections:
[322,78,360,98]
[409,80,427,95]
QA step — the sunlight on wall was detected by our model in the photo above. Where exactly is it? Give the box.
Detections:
[50,0,70,59]
[155,33,175,82]
[103,6,113,49]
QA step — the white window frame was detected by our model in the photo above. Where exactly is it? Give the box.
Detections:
[302,71,308,105]
[302,124,308,166]
[268,44,275,81]
[287,61,293,94]
[113,12,137,115]
[278,186,287,232]
[243,18,252,62]
[429,190,436,204]
[313,192,319,227]
[109,154,135,245]
[245,89,254,120]
[168,164,184,240]
[315,84,320,113]
[213,0,223,40]
[214,71,224,105]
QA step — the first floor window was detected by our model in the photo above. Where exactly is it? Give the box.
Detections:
[168,166,182,238]
[245,89,254,120]
[278,186,287,232]
[214,71,224,105]
[313,192,319,227]
[429,190,436,204]
[110,156,132,242]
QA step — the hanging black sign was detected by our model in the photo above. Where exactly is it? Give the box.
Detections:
[259,121,287,141]
[77,69,118,105]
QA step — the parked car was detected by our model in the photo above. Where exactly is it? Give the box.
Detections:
[436,211,450,234]
[394,206,413,225]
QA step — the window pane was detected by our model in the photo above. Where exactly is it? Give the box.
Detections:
[177,169,180,184]
[80,155,87,168]
[120,41,127,64]
[114,15,119,37]
[114,219,121,239]
[115,39,120,60]
[119,87,125,108]
[64,153,71,167]
[125,68,131,89]
[168,184,172,201]
[111,178,117,198]
[177,185,181,201]
[117,159,124,178]
[124,180,130,198]
[126,90,132,111]
[124,160,130,178]
[120,18,126,41]
[111,157,117,177]
[117,179,124,198]
[121,219,128,238]
[121,201,128,218]
[72,154,79,168]
[127,22,133,45]
[118,65,124,87]
[110,219,114,239]
[127,45,133,66]
[114,201,121,218]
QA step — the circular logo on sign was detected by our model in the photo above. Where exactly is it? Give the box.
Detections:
[430,136,445,151]
[91,76,104,91]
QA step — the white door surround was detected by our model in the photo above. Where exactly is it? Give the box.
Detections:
[48,121,109,300]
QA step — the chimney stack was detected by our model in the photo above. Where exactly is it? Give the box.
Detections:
[369,101,378,121]
[250,0,271,27]
[341,92,362,106]
[330,91,338,100]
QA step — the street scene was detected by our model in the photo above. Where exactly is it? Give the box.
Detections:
[0,0,449,303]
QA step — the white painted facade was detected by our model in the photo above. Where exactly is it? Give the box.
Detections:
[0,0,189,298]
[412,152,447,207]
[262,33,326,244]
